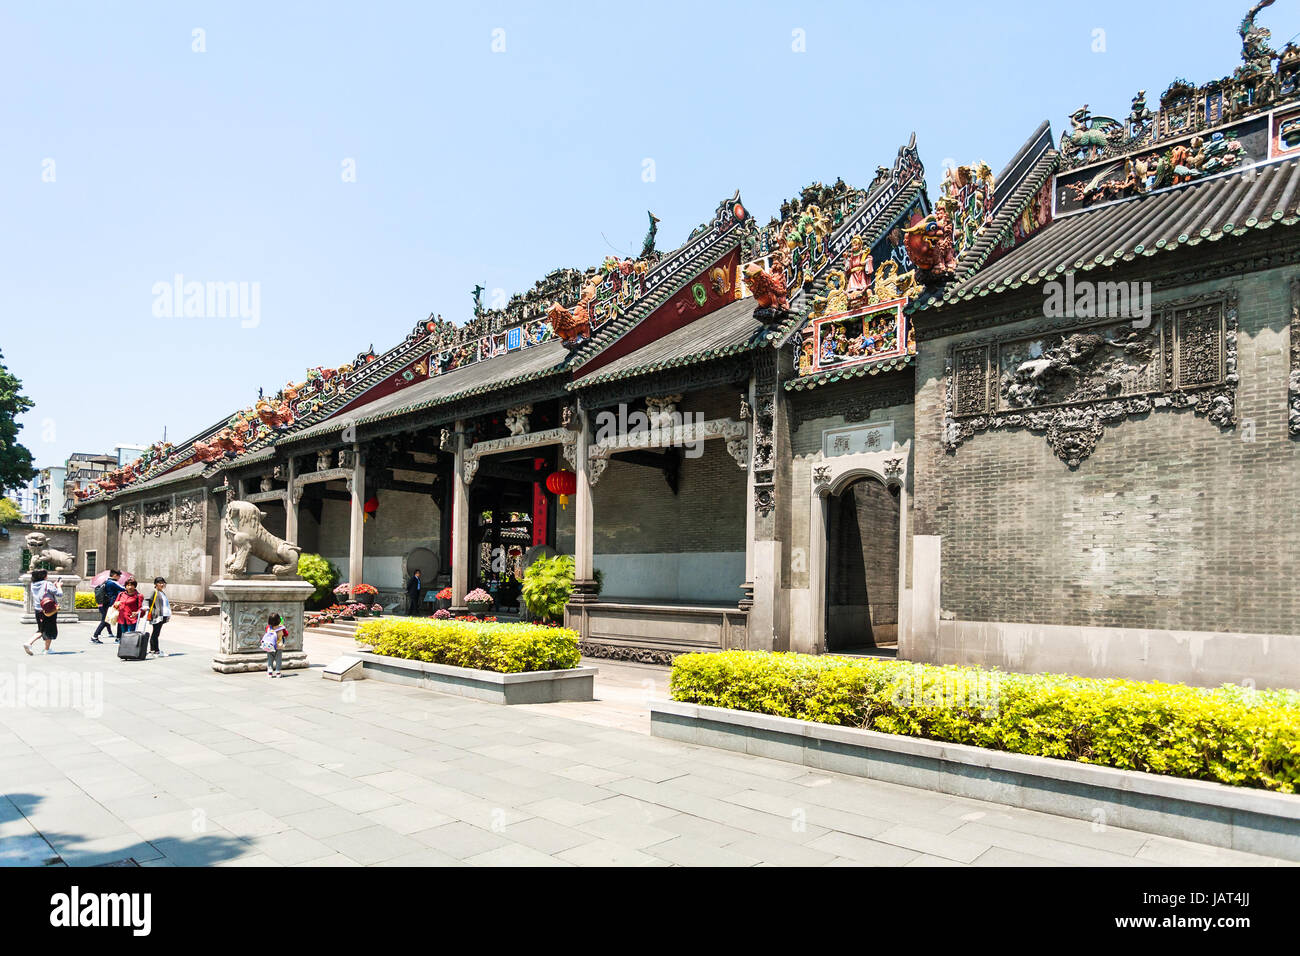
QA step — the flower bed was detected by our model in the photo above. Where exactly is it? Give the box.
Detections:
[354,617,580,674]
[0,585,97,608]
[668,651,1300,793]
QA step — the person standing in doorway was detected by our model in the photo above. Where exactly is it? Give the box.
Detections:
[23,570,62,655]
[147,577,172,657]
[406,568,423,616]
[92,570,124,644]
[114,577,144,636]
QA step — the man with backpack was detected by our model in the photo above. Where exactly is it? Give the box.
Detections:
[92,570,125,644]
[23,570,62,655]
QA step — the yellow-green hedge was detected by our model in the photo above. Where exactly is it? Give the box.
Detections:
[0,585,96,608]
[669,651,1300,793]
[355,618,580,673]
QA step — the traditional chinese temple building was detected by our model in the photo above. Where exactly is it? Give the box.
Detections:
[70,6,1300,688]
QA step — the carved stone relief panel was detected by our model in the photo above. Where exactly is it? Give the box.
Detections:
[944,292,1237,467]
[144,500,173,537]
[175,491,204,533]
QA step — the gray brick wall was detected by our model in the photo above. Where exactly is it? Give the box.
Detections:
[914,266,1300,636]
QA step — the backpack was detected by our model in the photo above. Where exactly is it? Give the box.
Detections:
[37,585,58,616]
[94,582,108,605]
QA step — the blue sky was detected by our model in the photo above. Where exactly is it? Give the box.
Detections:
[2,0,1292,475]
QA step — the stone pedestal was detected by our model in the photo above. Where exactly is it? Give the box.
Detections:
[57,575,81,624]
[18,573,34,625]
[17,573,80,625]
[211,576,315,674]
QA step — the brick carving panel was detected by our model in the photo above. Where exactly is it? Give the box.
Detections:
[944,292,1237,467]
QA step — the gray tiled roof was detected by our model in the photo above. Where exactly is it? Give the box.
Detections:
[572,296,768,387]
[929,158,1300,308]
[284,339,573,440]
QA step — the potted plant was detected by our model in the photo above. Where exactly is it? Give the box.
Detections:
[465,588,493,617]
[435,586,453,611]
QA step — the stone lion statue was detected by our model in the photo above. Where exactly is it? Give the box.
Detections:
[25,532,75,573]
[223,500,301,576]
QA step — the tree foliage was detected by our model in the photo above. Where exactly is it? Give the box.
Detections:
[0,351,35,494]
[0,496,21,524]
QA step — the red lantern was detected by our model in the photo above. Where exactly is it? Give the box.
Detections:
[545,469,577,509]
[363,496,378,522]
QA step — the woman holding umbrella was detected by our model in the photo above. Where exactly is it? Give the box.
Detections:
[91,568,126,644]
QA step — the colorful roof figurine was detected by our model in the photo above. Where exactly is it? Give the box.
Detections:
[922,0,1300,311]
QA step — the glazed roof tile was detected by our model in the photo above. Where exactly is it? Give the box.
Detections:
[571,295,774,388]
[784,353,915,392]
[928,158,1300,308]
[284,339,572,440]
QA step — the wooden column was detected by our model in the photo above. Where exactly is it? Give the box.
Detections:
[451,421,470,611]
[348,445,365,599]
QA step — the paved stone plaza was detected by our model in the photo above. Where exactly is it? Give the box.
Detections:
[0,607,1291,867]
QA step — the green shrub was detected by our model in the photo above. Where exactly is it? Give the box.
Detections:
[354,617,580,673]
[669,651,1300,793]
[522,554,574,622]
[0,585,21,601]
[75,592,97,609]
[521,554,603,622]
[297,553,340,610]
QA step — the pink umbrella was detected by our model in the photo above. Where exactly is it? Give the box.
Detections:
[90,570,134,587]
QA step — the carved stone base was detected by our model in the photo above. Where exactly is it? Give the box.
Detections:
[578,641,679,666]
[210,576,314,675]
[16,573,80,624]
[212,651,309,674]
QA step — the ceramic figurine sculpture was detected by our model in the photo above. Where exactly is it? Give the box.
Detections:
[547,276,599,350]
[24,532,75,573]
[255,397,294,430]
[640,211,661,260]
[903,204,958,285]
[743,262,791,315]
[223,500,302,576]
[842,235,874,305]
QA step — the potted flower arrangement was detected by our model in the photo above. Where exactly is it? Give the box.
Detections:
[465,588,494,617]
[432,608,452,619]
[435,586,453,611]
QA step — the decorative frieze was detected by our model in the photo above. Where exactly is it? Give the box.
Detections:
[586,416,748,486]
[119,504,141,535]
[175,491,204,532]
[1290,276,1300,437]
[462,426,578,485]
[943,292,1238,467]
[787,380,914,430]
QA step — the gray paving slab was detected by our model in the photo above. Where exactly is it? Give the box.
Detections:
[1,604,1293,868]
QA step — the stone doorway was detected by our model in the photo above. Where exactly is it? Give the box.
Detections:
[824,476,900,652]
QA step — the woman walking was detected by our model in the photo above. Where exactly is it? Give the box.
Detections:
[146,577,171,657]
[22,570,62,655]
[113,577,144,635]
[92,569,125,644]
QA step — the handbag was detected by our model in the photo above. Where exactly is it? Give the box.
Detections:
[105,604,120,626]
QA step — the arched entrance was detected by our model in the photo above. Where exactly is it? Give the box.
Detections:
[804,440,910,657]
[824,477,900,651]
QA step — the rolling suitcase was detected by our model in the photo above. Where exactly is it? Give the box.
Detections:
[117,630,148,661]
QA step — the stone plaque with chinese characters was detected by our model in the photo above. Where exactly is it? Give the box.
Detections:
[822,422,895,458]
